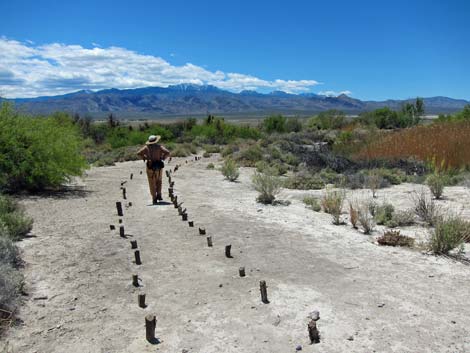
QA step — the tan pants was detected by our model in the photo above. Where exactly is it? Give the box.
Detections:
[146,168,163,199]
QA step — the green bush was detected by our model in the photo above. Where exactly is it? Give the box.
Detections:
[204,145,221,153]
[428,215,470,254]
[171,145,192,157]
[203,152,212,158]
[0,103,87,192]
[358,202,375,234]
[308,110,346,130]
[303,196,321,212]
[387,210,415,228]
[0,263,24,311]
[284,173,325,190]
[221,159,240,181]
[206,163,215,170]
[426,173,445,199]
[252,171,282,204]
[0,211,33,240]
[262,115,287,133]
[411,189,440,226]
[374,203,395,225]
[237,145,264,166]
[0,237,21,267]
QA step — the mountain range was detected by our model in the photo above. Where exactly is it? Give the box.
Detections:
[5,84,469,118]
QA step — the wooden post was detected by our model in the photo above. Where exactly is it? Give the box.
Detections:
[225,244,232,258]
[173,196,178,208]
[122,187,127,199]
[170,181,175,187]
[308,320,320,344]
[128,202,133,207]
[207,236,213,247]
[239,267,246,277]
[134,250,142,265]
[165,170,170,178]
[116,201,123,216]
[199,228,206,235]
[110,225,115,230]
[130,240,138,249]
[132,274,139,287]
[118,219,123,224]
[138,293,146,308]
[182,213,188,221]
[119,226,125,237]
[130,173,133,180]
[260,280,269,303]
[168,176,172,184]
[140,170,143,175]
[188,221,194,227]
[145,314,156,342]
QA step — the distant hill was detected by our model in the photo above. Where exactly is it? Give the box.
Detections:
[4,84,469,118]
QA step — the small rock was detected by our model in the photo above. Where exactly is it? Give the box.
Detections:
[309,310,320,321]
[347,335,354,341]
[451,320,456,324]
[219,284,223,288]
[296,345,302,351]
[377,303,385,308]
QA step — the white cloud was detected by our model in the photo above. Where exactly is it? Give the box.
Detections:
[318,90,353,97]
[0,38,322,98]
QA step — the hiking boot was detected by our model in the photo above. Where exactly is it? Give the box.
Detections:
[152,198,158,205]
[156,194,163,201]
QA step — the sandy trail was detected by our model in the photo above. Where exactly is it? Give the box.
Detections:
[4,156,470,353]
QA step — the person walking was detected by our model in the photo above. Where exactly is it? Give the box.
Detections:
[137,135,170,204]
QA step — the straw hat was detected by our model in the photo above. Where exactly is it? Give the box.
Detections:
[146,135,161,145]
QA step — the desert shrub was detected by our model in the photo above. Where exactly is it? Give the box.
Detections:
[252,171,282,204]
[345,172,367,189]
[0,263,24,311]
[204,145,221,153]
[303,196,321,212]
[309,110,346,130]
[203,152,212,158]
[237,144,264,166]
[206,163,215,170]
[387,210,415,228]
[374,203,395,225]
[321,188,345,225]
[255,161,288,176]
[285,118,303,132]
[0,195,17,215]
[284,172,325,190]
[349,202,359,229]
[0,211,33,240]
[377,230,414,247]
[411,189,440,226]
[426,173,445,199]
[171,145,192,157]
[221,144,240,157]
[0,103,87,192]
[428,215,470,254]
[85,144,140,166]
[366,170,384,198]
[221,159,240,182]
[318,168,342,185]
[262,115,287,133]
[358,202,376,234]
[0,237,21,267]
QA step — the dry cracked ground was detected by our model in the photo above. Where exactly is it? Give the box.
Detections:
[3,155,470,353]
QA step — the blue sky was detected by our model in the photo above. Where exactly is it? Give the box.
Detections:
[0,0,468,100]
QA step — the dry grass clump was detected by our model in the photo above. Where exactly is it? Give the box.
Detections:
[221,159,240,182]
[349,202,359,229]
[411,189,440,226]
[426,173,445,199]
[321,188,345,225]
[378,230,414,247]
[428,215,470,254]
[354,121,470,169]
[366,170,383,198]
[357,202,376,234]
[252,171,282,204]
[387,210,415,228]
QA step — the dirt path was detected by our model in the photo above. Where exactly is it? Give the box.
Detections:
[4,156,470,353]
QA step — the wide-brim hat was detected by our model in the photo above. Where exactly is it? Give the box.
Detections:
[146,135,161,145]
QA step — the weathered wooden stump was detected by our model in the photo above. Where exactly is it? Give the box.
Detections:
[260,280,269,303]
[207,236,213,247]
[132,274,139,287]
[130,173,133,180]
[170,181,175,187]
[134,250,142,265]
[116,201,123,216]
[225,244,232,258]
[182,213,188,221]
[119,226,125,237]
[239,267,246,277]
[118,218,123,224]
[138,293,146,308]
[188,221,194,227]
[122,187,127,199]
[199,228,206,235]
[130,240,138,249]
[145,314,156,342]
[165,170,170,178]
[308,320,320,344]
[140,170,143,175]
[128,202,133,207]
[110,225,115,230]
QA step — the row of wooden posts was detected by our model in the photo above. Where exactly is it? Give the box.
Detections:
[111,157,319,345]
